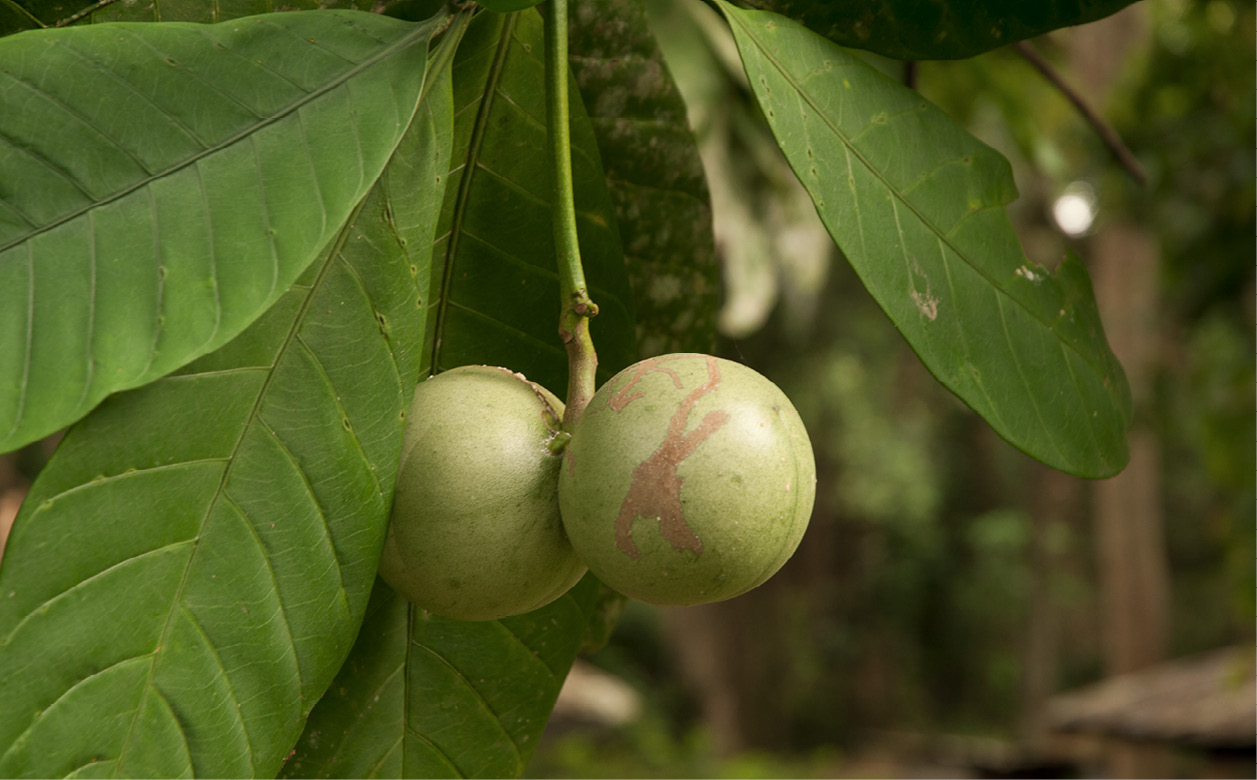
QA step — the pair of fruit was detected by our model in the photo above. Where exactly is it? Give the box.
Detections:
[378,354,816,620]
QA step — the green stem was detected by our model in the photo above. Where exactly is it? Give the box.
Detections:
[544,0,599,429]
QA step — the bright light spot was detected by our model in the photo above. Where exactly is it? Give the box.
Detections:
[1052,182,1097,237]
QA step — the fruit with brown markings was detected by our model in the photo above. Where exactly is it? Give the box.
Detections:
[557,354,815,606]
[380,365,586,620]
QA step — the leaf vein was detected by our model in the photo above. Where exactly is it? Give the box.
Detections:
[3,539,196,646]
[174,603,258,770]
[251,413,354,622]
[220,491,308,697]
[728,12,1109,378]
[0,21,432,256]
[410,642,523,768]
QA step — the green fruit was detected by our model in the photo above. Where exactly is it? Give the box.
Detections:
[380,365,586,621]
[558,354,815,606]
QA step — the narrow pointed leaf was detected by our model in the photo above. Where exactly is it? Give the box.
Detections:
[569,0,719,357]
[0,10,434,453]
[284,10,635,777]
[719,3,1131,477]
[0,30,451,775]
[426,7,636,393]
[740,0,1141,60]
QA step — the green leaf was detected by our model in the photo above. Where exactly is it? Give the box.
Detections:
[0,0,379,36]
[569,0,719,357]
[738,0,1141,60]
[283,11,635,777]
[426,6,636,395]
[718,3,1131,478]
[0,23,452,776]
[0,10,434,453]
[281,576,599,778]
[475,0,546,12]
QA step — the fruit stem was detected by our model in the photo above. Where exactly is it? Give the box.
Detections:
[544,0,599,429]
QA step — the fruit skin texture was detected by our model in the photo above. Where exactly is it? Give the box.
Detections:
[558,354,815,606]
[380,365,586,621]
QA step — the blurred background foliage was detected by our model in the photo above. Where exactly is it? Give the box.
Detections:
[527,0,1255,776]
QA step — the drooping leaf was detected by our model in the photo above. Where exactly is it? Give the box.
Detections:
[718,2,1131,478]
[569,0,719,357]
[425,6,636,394]
[739,0,1141,60]
[0,10,434,453]
[0,20,452,776]
[283,10,635,777]
[281,576,600,779]
[0,0,378,36]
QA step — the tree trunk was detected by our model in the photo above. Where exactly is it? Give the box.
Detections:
[1090,223,1173,778]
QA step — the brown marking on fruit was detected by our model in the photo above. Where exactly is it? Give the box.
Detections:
[605,354,692,411]
[614,355,727,559]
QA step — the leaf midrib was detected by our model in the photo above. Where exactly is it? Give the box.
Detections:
[0,13,430,255]
[726,9,1115,387]
[112,197,372,777]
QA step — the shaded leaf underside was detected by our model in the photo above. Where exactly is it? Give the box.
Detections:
[283,576,600,779]
[741,0,1142,60]
[425,7,636,396]
[568,0,719,357]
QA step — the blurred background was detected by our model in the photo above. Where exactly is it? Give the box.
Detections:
[0,1,1250,777]
[528,0,1256,776]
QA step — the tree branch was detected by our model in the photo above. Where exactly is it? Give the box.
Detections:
[1014,40,1147,187]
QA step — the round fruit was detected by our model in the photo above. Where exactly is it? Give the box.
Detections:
[558,353,815,606]
[380,365,586,621]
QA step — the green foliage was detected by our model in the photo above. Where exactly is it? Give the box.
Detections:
[718,1,1131,478]
[568,0,719,356]
[0,10,435,453]
[0,0,378,33]
[739,0,1141,60]
[475,0,547,12]
[0,17,451,771]
[1111,0,1256,642]
[0,0,1146,776]
[283,575,601,777]
[425,7,635,393]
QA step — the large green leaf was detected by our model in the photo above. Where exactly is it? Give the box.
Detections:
[282,10,635,777]
[0,26,451,776]
[0,10,433,453]
[718,3,1131,478]
[569,0,719,357]
[425,6,636,394]
[281,576,600,778]
[739,0,1141,60]
[0,0,378,36]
